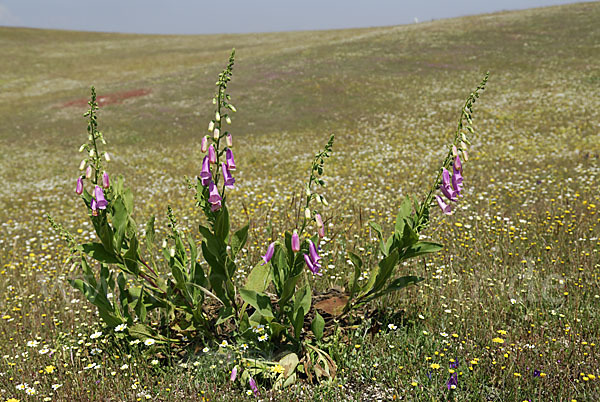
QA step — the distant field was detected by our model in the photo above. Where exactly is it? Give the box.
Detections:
[1,2,599,401]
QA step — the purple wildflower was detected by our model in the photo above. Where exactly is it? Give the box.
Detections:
[533,369,541,377]
[226,133,233,147]
[249,377,259,397]
[200,156,211,186]
[75,177,83,195]
[208,145,217,164]
[291,231,300,252]
[208,181,222,211]
[435,195,452,215]
[102,172,110,189]
[447,372,458,390]
[90,198,98,216]
[440,168,458,202]
[304,240,322,275]
[230,366,238,382]
[225,148,236,170]
[261,242,275,265]
[201,136,208,153]
[221,163,235,188]
[94,186,108,209]
[85,165,92,179]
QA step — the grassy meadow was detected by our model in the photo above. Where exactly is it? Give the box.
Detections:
[1,2,600,400]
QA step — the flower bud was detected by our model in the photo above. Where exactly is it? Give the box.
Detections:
[318,225,325,238]
[102,172,110,188]
[89,149,95,158]
[104,152,110,162]
[75,177,84,195]
[229,104,236,112]
[85,165,93,179]
[79,159,87,171]
[212,98,217,105]
[322,196,329,207]
[208,121,215,132]
[225,116,232,125]
[215,112,221,122]
[213,128,220,140]
[101,138,106,145]
[462,149,469,161]
[226,134,233,147]
[201,136,208,153]
[208,145,217,164]
[291,230,300,252]
[79,144,86,152]
[161,239,167,248]
[169,248,176,258]
[305,208,311,219]
[452,145,458,157]
[305,187,311,197]
[315,194,322,204]
[315,213,324,228]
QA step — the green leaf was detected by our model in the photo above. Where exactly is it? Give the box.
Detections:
[395,197,413,233]
[311,312,325,341]
[293,306,305,339]
[230,224,249,258]
[244,262,271,293]
[239,289,274,319]
[369,221,383,241]
[366,275,425,301]
[81,243,120,264]
[364,250,399,297]
[397,220,419,249]
[400,241,443,260]
[123,188,133,214]
[112,197,128,252]
[123,234,139,275]
[214,207,230,243]
[279,274,301,308]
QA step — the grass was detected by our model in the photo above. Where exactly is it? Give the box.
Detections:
[1,2,600,401]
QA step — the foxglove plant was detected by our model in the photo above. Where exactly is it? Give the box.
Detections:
[343,72,488,314]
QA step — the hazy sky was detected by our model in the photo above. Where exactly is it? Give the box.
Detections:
[0,0,585,34]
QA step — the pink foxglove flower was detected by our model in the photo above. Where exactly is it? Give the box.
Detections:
[102,172,110,188]
[221,163,235,188]
[200,156,211,186]
[90,198,98,216]
[85,165,93,179]
[225,148,236,170]
[230,366,238,382]
[291,231,300,252]
[201,136,208,153]
[208,181,222,211]
[261,242,275,265]
[226,133,233,147]
[75,177,83,195]
[435,195,452,215]
[208,145,217,164]
[94,186,108,209]
[304,240,322,275]
[249,377,259,397]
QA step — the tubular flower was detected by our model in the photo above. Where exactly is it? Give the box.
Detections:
[75,177,83,195]
[200,156,212,186]
[261,242,275,265]
[90,198,98,216]
[452,160,464,196]
[230,366,238,382]
[208,121,214,132]
[315,213,323,228]
[249,378,259,397]
[79,159,86,170]
[94,186,108,209]
[201,136,208,153]
[440,168,458,202]
[208,145,217,164]
[221,163,235,188]
[208,181,222,211]
[226,133,233,147]
[291,230,300,252]
[304,240,322,276]
[225,148,236,170]
[102,172,110,188]
[85,165,93,179]
[213,128,220,140]
[435,195,452,215]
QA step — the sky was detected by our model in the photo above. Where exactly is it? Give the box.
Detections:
[0,0,586,34]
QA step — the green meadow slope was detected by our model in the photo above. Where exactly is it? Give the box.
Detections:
[1,2,599,401]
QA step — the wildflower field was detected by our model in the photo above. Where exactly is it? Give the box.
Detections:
[1,2,599,401]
